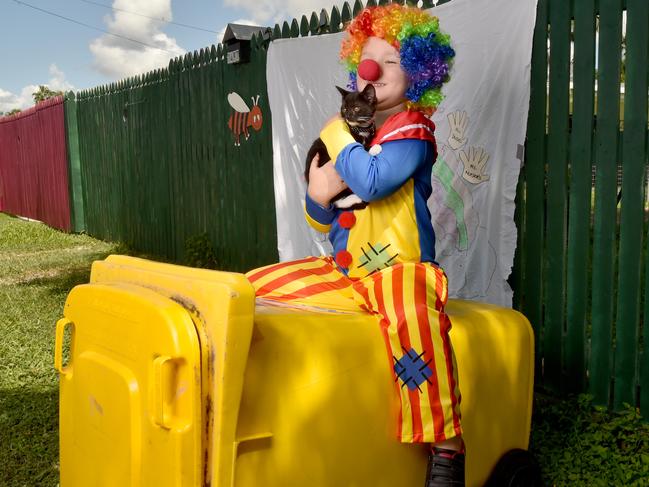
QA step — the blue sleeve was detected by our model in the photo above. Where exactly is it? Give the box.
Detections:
[334,139,433,202]
[304,191,335,232]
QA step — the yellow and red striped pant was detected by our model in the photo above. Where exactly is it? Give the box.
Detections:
[246,256,462,443]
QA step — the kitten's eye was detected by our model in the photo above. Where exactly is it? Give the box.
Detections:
[354,107,360,112]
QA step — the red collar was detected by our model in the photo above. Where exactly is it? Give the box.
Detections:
[371,111,436,145]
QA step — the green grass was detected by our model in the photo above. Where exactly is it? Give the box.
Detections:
[2,212,649,486]
[0,213,120,487]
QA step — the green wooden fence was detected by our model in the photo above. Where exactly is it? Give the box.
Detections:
[63,91,84,233]
[513,0,649,412]
[72,0,440,270]
[75,43,277,272]
[70,0,649,413]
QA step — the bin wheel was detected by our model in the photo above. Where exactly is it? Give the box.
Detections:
[484,448,543,487]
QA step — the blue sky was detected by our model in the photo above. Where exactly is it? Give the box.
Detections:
[0,0,336,112]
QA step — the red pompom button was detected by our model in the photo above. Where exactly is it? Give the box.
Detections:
[338,211,356,229]
[358,59,381,82]
[335,250,353,269]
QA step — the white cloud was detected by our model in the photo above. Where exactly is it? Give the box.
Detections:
[222,0,338,27]
[0,64,75,113]
[0,86,36,113]
[47,64,76,92]
[89,0,185,79]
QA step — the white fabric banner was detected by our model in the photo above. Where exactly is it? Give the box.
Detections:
[266,0,537,306]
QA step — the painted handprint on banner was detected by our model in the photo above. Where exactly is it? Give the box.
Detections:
[446,110,468,150]
[460,146,490,184]
[431,146,479,253]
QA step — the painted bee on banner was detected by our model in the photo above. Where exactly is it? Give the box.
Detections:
[227,92,263,146]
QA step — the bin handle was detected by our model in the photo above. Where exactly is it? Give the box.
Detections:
[54,318,74,375]
[153,355,173,429]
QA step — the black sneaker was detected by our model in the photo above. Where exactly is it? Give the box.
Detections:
[425,447,466,487]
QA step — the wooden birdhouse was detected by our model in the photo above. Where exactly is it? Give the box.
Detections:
[222,23,272,64]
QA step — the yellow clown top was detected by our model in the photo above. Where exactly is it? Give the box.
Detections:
[305,111,439,280]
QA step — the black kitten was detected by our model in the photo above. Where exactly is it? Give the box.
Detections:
[305,84,377,210]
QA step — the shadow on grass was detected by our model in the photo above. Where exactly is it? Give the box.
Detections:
[16,250,116,296]
[0,387,59,487]
[24,266,95,295]
[17,249,182,298]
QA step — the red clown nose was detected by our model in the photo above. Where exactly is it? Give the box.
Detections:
[357,59,381,81]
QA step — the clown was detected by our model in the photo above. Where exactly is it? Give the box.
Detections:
[246,5,462,486]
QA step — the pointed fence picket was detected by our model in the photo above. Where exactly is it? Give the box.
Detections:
[514,0,649,414]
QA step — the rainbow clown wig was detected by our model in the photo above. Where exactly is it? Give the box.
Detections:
[340,4,455,115]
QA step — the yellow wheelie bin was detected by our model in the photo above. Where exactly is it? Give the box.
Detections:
[55,255,536,487]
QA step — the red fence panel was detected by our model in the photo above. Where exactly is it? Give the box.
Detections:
[0,96,71,231]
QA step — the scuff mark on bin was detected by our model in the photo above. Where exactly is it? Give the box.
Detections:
[169,294,203,322]
[89,395,103,415]
[203,394,213,487]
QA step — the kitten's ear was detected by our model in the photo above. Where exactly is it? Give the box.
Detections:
[362,84,377,105]
[336,86,351,98]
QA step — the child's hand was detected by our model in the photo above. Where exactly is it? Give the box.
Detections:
[307,154,348,207]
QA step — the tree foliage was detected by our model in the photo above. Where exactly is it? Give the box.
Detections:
[1,108,22,116]
[531,393,649,485]
[1,85,64,117]
[32,85,63,104]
